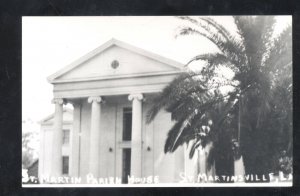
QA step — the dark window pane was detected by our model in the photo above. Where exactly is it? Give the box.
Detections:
[122,149,131,183]
[63,129,70,144]
[62,156,69,175]
[122,108,132,141]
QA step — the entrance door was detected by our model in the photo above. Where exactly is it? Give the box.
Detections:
[115,105,132,183]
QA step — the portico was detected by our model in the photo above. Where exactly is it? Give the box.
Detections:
[46,39,186,183]
[50,93,146,179]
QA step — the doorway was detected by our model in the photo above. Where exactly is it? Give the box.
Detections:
[117,107,132,183]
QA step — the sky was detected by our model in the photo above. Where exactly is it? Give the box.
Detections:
[22,16,291,127]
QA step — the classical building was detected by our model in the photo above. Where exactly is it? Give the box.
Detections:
[39,39,243,184]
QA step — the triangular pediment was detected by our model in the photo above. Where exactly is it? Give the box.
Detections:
[48,39,184,83]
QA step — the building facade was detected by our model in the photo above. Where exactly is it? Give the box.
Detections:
[39,39,243,184]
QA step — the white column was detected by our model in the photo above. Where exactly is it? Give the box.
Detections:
[70,101,81,177]
[51,98,64,177]
[128,93,143,178]
[88,96,102,177]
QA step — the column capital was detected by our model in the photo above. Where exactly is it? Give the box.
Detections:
[128,93,143,101]
[51,98,65,105]
[88,96,103,103]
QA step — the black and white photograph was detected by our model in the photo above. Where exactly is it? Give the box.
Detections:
[22,16,292,187]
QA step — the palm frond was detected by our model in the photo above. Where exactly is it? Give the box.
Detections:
[264,25,292,82]
[186,52,228,67]
[178,26,245,71]
[147,70,215,123]
[198,17,247,66]
[189,139,202,159]
[164,116,196,153]
[146,73,191,123]
[170,110,199,152]
[234,16,277,69]
[199,17,232,40]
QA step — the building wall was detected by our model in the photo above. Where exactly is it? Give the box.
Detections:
[151,104,184,182]
[39,118,72,179]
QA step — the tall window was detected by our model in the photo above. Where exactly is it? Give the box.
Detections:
[121,107,132,183]
[62,156,69,175]
[63,129,70,144]
[122,108,132,141]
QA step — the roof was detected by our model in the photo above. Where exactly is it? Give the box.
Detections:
[47,38,184,83]
[38,108,73,124]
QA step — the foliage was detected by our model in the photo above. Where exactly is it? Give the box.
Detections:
[147,16,292,179]
[22,131,36,168]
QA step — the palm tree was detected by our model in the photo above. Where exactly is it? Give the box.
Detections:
[147,16,292,181]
